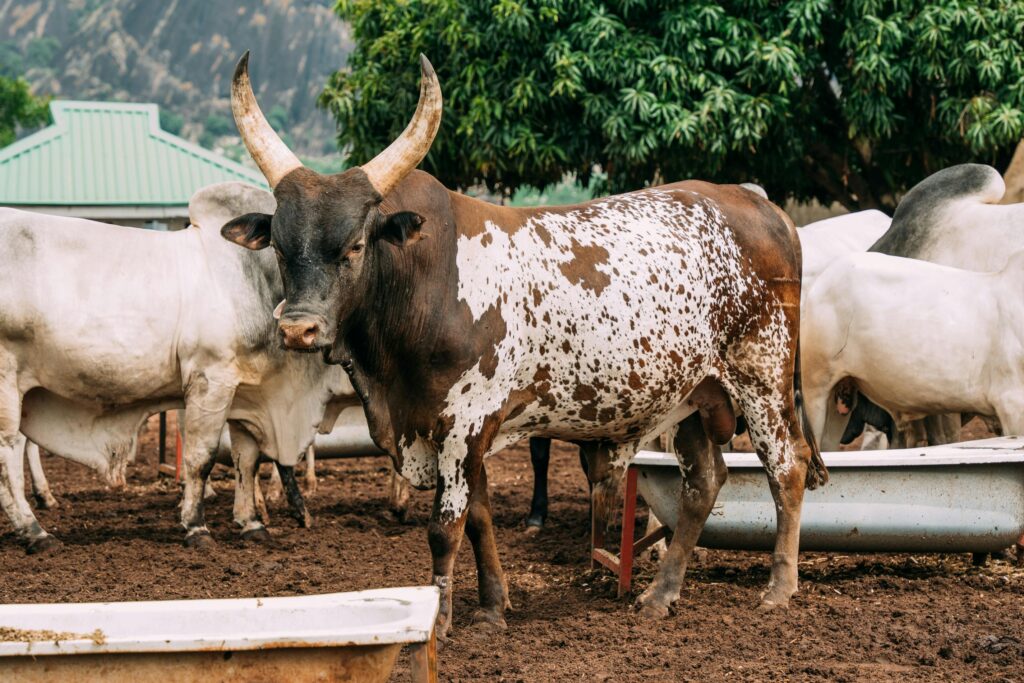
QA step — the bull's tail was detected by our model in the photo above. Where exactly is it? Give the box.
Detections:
[795,341,828,490]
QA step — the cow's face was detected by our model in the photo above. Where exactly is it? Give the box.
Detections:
[219,52,440,351]
[222,168,427,350]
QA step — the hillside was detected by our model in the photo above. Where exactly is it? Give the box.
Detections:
[0,0,350,157]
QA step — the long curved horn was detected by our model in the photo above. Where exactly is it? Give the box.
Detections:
[361,54,443,198]
[231,51,302,188]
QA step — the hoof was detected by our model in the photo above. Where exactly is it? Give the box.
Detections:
[756,599,789,612]
[470,609,507,632]
[638,601,671,620]
[635,590,672,619]
[240,527,273,544]
[34,494,59,510]
[26,535,61,555]
[295,510,313,529]
[184,532,216,550]
[385,504,408,524]
[523,524,542,538]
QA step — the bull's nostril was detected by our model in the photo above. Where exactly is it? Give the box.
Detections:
[301,325,318,346]
[279,320,320,348]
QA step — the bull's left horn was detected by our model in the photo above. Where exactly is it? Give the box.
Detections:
[360,54,443,198]
[231,51,302,188]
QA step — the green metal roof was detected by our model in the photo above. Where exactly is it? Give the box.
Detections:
[0,100,268,207]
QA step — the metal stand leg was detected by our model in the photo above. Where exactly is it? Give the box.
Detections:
[590,465,670,597]
[617,467,638,597]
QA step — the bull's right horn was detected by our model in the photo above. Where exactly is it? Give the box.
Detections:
[360,54,443,198]
[231,51,303,188]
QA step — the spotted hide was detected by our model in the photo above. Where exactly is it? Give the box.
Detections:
[223,54,821,636]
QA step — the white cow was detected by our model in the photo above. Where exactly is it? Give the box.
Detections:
[801,250,1024,450]
[798,210,892,293]
[871,163,1024,271]
[859,163,1024,446]
[0,182,352,552]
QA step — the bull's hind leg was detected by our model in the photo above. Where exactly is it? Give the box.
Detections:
[179,373,236,548]
[724,358,810,609]
[636,414,726,618]
[26,441,58,509]
[465,461,511,630]
[229,423,271,543]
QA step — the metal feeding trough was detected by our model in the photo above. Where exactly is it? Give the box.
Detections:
[594,437,1024,595]
[0,587,439,682]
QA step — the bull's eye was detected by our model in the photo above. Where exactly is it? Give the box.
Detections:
[349,243,365,255]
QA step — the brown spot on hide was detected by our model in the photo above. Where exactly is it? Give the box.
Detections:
[476,303,507,380]
[534,223,552,246]
[628,372,643,391]
[558,239,611,295]
[573,384,597,402]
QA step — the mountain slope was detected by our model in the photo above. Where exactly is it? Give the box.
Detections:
[0,0,351,156]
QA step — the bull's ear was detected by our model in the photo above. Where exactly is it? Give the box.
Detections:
[221,213,273,250]
[377,211,426,247]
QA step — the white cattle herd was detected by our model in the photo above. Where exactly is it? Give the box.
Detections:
[0,54,1022,634]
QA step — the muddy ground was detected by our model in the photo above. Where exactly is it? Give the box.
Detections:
[0,416,1021,682]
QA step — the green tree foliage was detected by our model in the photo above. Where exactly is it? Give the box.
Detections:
[159,108,184,136]
[0,42,24,79]
[0,75,49,148]
[321,0,1024,210]
[203,113,234,138]
[25,37,60,69]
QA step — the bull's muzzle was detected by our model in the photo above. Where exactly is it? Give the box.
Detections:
[279,314,328,350]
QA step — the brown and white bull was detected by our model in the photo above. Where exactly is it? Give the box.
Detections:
[222,53,823,635]
[0,183,352,551]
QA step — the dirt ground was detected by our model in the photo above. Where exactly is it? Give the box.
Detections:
[0,416,1021,682]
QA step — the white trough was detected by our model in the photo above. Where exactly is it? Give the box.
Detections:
[636,437,1024,552]
[0,586,439,682]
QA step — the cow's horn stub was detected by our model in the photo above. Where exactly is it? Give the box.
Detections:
[360,54,443,198]
[231,51,303,189]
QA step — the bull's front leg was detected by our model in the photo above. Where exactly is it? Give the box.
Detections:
[179,374,236,549]
[464,461,511,630]
[229,422,271,543]
[427,431,502,640]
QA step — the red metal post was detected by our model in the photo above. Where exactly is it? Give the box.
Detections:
[617,465,639,597]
